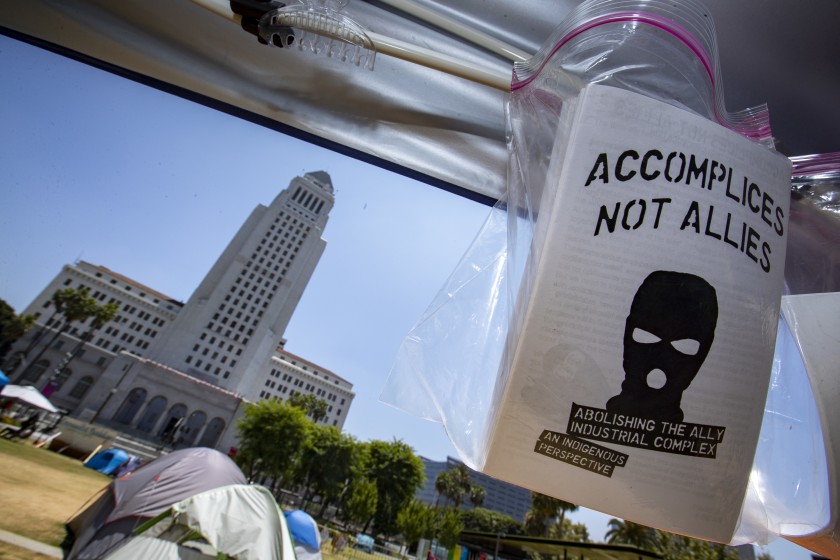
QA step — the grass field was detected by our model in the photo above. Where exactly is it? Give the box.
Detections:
[0,440,394,560]
[0,439,110,547]
[0,541,58,560]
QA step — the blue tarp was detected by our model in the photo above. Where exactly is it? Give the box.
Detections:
[0,370,8,389]
[84,448,130,475]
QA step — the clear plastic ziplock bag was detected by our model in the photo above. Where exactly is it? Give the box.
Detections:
[383,0,794,544]
[733,153,840,555]
[785,152,840,295]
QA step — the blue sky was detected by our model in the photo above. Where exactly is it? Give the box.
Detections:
[0,33,488,463]
[0,34,813,558]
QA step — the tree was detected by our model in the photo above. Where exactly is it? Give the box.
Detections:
[397,501,436,555]
[0,299,34,363]
[17,288,99,381]
[342,478,378,530]
[435,463,483,510]
[468,484,485,509]
[18,289,76,357]
[605,518,657,551]
[434,469,455,507]
[606,520,740,560]
[235,399,310,486]
[653,530,740,560]
[460,508,523,535]
[298,423,362,517]
[549,518,589,543]
[553,499,578,539]
[43,301,120,391]
[365,439,425,536]
[434,507,464,549]
[525,493,579,538]
[288,392,329,423]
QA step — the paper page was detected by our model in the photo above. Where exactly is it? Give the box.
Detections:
[483,84,791,543]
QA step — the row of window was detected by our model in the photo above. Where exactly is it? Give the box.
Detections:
[199,332,234,349]
[271,210,311,239]
[290,185,326,214]
[203,321,250,345]
[49,279,167,356]
[265,369,347,406]
[276,354,346,388]
[177,207,312,380]
[13,357,95,399]
[122,304,164,325]
[256,390,340,427]
[92,270,163,303]
[226,285,273,311]
[104,323,158,338]
[100,325,152,350]
[46,340,109,366]
[93,338,135,353]
[62,277,170,319]
[257,234,299,263]
[184,354,233,379]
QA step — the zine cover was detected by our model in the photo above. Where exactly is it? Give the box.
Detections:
[482,84,792,542]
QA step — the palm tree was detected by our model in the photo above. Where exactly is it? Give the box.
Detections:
[287,393,329,423]
[555,499,578,539]
[17,288,99,382]
[17,289,74,356]
[43,301,119,391]
[525,493,578,538]
[468,485,485,508]
[0,299,34,363]
[434,470,453,507]
[435,464,474,509]
[605,518,657,551]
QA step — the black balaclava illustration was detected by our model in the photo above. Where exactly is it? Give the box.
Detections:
[606,270,718,423]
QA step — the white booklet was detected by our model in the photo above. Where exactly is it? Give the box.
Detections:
[483,84,791,542]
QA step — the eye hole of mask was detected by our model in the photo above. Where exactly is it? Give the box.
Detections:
[671,338,700,355]
[632,328,661,344]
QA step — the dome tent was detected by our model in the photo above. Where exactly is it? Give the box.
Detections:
[65,447,246,560]
[285,509,323,560]
[104,484,295,560]
[83,448,131,476]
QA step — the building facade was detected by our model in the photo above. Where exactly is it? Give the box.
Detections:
[144,171,335,396]
[4,172,353,452]
[417,456,532,523]
[14,260,181,362]
[256,349,354,428]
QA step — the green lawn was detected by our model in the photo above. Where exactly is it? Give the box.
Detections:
[0,440,402,559]
[0,541,58,559]
[0,439,110,546]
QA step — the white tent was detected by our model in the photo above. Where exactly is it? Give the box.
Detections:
[105,484,296,560]
[0,384,59,413]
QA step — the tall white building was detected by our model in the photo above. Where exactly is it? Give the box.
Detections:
[145,171,335,396]
[6,172,353,452]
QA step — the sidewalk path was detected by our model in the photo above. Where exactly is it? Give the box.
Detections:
[0,528,63,558]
